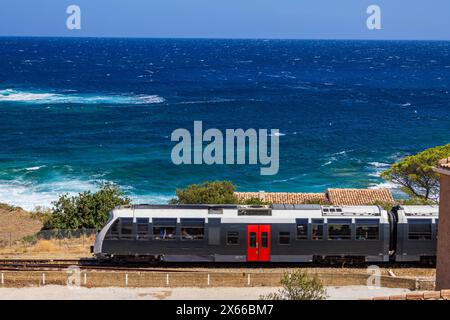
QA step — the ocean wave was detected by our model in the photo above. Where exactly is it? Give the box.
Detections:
[367,161,391,178]
[369,181,399,190]
[25,165,46,171]
[0,89,165,105]
[0,177,174,211]
[176,98,236,105]
[368,161,390,168]
[0,178,100,210]
[332,150,354,156]
[128,194,174,204]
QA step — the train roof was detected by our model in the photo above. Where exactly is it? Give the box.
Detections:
[398,205,439,216]
[111,204,387,221]
[115,204,382,212]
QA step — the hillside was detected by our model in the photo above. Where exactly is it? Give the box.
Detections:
[0,203,43,244]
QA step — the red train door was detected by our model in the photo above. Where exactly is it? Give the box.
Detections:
[247,225,259,261]
[259,225,271,262]
[247,225,271,262]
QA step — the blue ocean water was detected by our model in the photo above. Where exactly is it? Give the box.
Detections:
[0,37,449,209]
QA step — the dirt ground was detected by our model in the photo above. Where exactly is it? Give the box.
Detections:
[0,285,411,300]
[0,204,42,243]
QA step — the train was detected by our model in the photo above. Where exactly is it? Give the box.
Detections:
[92,204,439,263]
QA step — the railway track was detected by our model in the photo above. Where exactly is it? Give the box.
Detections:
[0,258,435,273]
[0,259,202,272]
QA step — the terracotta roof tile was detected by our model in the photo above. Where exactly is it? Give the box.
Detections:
[235,188,394,206]
[235,192,328,204]
[326,188,394,206]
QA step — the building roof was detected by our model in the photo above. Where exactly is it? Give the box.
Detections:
[235,192,328,205]
[235,188,394,206]
[438,157,450,169]
[326,188,394,206]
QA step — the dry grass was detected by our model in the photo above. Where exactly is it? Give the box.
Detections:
[32,240,60,253]
[0,236,95,259]
[0,202,94,259]
[0,203,43,244]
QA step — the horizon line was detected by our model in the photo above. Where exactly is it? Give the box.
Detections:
[1,35,450,42]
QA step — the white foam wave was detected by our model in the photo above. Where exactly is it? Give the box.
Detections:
[0,178,100,211]
[128,194,174,205]
[0,178,173,210]
[25,165,46,171]
[0,89,165,105]
[176,98,236,105]
[369,181,399,190]
[368,162,390,168]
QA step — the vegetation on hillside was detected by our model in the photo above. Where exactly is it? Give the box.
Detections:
[260,270,327,300]
[381,144,450,203]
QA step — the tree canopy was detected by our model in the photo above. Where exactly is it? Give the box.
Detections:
[170,180,273,205]
[44,183,130,230]
[170,180,239,204]
[381,144,450,202]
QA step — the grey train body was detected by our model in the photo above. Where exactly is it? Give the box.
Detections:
[92,204,438,263]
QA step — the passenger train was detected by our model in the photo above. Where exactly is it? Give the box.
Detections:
[92,204,439,263]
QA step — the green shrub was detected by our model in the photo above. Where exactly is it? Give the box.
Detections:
[260,270,327,300]
[44,183,130,230]
[170,180,239,204]
[240,197,270,205]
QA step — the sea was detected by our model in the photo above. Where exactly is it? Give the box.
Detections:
[0,37,449,210]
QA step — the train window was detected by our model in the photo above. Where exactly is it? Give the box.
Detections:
[408,219,432,240]
[296,219,308,240]
[106,219,120,240]
[312,219,324,240]
[181,218,205,240]
[249,232,257,248]
[356,219,379,240]
[153,218,177,240]
[120,218,134,239]
[227,231,239,245]
[261,232,269,248]
[279,232,290,245]
[328,219,352,240]
[136,218,149,240]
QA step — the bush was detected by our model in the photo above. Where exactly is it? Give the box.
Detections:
[260,270,327,300]
[240,197,270,205]
[170,180,239,204]
[31,206,53,225]
[44,183,130,230]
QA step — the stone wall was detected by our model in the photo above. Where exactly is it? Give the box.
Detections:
[436,173,450,290]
